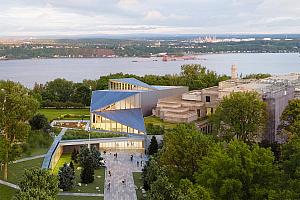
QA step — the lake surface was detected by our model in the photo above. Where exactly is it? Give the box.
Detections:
[0,53,299,88]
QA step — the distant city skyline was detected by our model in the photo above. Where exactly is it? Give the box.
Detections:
[1,0,300,37]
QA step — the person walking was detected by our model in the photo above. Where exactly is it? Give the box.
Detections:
[137,161,139,167]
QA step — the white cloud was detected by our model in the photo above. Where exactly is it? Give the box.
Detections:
[0,0,300,36]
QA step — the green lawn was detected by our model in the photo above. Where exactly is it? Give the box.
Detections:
[144,116,177,130]
[0,184,17,200]
[20,147,50,159]
[38,108,90,121]
[0,158,44,184]
[0,184,104,200]
[53,154,105,194]
[133,172,146,200]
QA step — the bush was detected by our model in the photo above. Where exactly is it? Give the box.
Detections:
[29,114,49,130]
[62,129,126,140]
[146,123,165,135]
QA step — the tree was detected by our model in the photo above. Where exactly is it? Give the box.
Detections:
[71,83,91,106]
[91,146,103,169]
[195,140,282,199]
[148,136,159,155]
[29,113,49,130]
[58,163,75,191]
[42,78,74,102]
[211,91,266,142]
[70,161,75,173]
[280,99,300,138]
[14,168,59,200]
[159,124,214,182]
[78,145,90,166]
[80,155,95,184]
[71,148,79,163]
[0,81,39,180]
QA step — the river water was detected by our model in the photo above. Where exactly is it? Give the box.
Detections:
[0,53,299,88]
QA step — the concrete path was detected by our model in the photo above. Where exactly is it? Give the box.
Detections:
[0,180,20,190]
[103,151,147,200]
[13,154,45,164]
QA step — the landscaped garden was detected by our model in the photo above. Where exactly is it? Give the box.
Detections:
[62,129,126,140]
[38,108,90,121]
[53,153,105,194]
[144,116,177,135]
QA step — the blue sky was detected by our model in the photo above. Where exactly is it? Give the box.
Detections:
[0,0,300,36]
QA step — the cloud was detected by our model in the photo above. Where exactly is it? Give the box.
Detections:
[0,0,300,36]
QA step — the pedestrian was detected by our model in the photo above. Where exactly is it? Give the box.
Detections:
[116,153,118,158]
[130,155,133,162]
[137,161,139,167]
[108,170,111,177]
[141,160,143,166]
[107,182,110,191]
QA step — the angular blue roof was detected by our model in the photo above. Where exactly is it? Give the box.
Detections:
[90,90,138,112]
[110,78,157,90]
[93,108,145,132]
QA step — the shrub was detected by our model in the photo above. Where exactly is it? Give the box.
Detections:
[29,114,50,130]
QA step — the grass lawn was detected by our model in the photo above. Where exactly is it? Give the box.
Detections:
[20,147,50,159]
[38,108,90,121]
[144,116,177,130]
[133,172,146,200]
[0,184,17,199]
[58,196,104,200]
[53,154,105,194]
[0,158,44,184]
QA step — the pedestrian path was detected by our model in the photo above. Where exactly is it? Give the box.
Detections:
[103,151,147,200]
[13,154,45,164]
[0,179,20,190]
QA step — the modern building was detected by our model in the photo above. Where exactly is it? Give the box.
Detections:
[154,66,300,142]
[90,78,188,134]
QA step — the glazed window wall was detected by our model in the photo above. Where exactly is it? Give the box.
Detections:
[102,94,140,111]
[109,81,150,91]
[91,115,143,134]
[99,140,144,149]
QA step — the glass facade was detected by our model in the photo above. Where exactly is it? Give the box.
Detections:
[103,94,140,111]
[99,140,144,149]
[91,115,144,134]
[109,81,150,91]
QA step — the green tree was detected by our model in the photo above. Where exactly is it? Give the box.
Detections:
[0,81,39,180]
[280,99,300,138]
[71,148,79,163]
[14,168,59,200]
[91,145,103,169]
[195,140,281,200]
[71,83,91,106]
[80,155,95,184]
[148,136,159,155]
[58,163,75,191]
[78,145,90,166]
[211,92,266,142]
[159,124,214,182]
[42,78,74,102]
[29,113,49,130]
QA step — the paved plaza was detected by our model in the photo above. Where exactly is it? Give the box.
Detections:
[103,150,147,200]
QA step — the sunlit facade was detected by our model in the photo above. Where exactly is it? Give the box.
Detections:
[90,78,188,134]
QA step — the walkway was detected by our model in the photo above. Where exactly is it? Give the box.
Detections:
[103,151,147,200]
[0,179,20,190]
[13,154,45,164]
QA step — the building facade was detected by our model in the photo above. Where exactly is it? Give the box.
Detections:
[154,66,300,142]
[90,78,188,134]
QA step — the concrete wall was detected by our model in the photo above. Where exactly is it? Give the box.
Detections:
[263,86,295,142]
[141,87,188,116]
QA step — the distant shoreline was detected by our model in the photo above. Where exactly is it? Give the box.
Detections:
[0,52,298,62]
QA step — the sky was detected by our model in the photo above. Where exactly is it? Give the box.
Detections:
[0,0,300,37]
